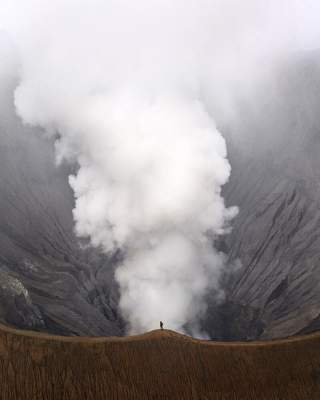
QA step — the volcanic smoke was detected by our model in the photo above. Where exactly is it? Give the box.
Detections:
[1,0,318,335]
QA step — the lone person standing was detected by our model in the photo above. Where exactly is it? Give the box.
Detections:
[160,321,164,330]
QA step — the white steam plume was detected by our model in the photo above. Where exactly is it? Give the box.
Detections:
[0,0,319,335]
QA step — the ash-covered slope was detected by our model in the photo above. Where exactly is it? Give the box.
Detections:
[206,51,320,340]
[0,79,123,336]
[0,324,320,400]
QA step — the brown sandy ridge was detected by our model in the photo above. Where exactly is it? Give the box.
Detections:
[0,322,319,399]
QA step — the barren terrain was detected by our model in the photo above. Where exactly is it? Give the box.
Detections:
[0,323,320,399]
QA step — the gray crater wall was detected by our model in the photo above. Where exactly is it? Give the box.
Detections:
[1,52,320,339]
[206,51,320,340]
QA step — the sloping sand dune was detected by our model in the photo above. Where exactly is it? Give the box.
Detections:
[0,323,319,399]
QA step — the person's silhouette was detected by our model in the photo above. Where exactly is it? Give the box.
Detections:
[160,321,164,330]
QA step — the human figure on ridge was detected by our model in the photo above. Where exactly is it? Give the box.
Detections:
[160,321,164,330]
